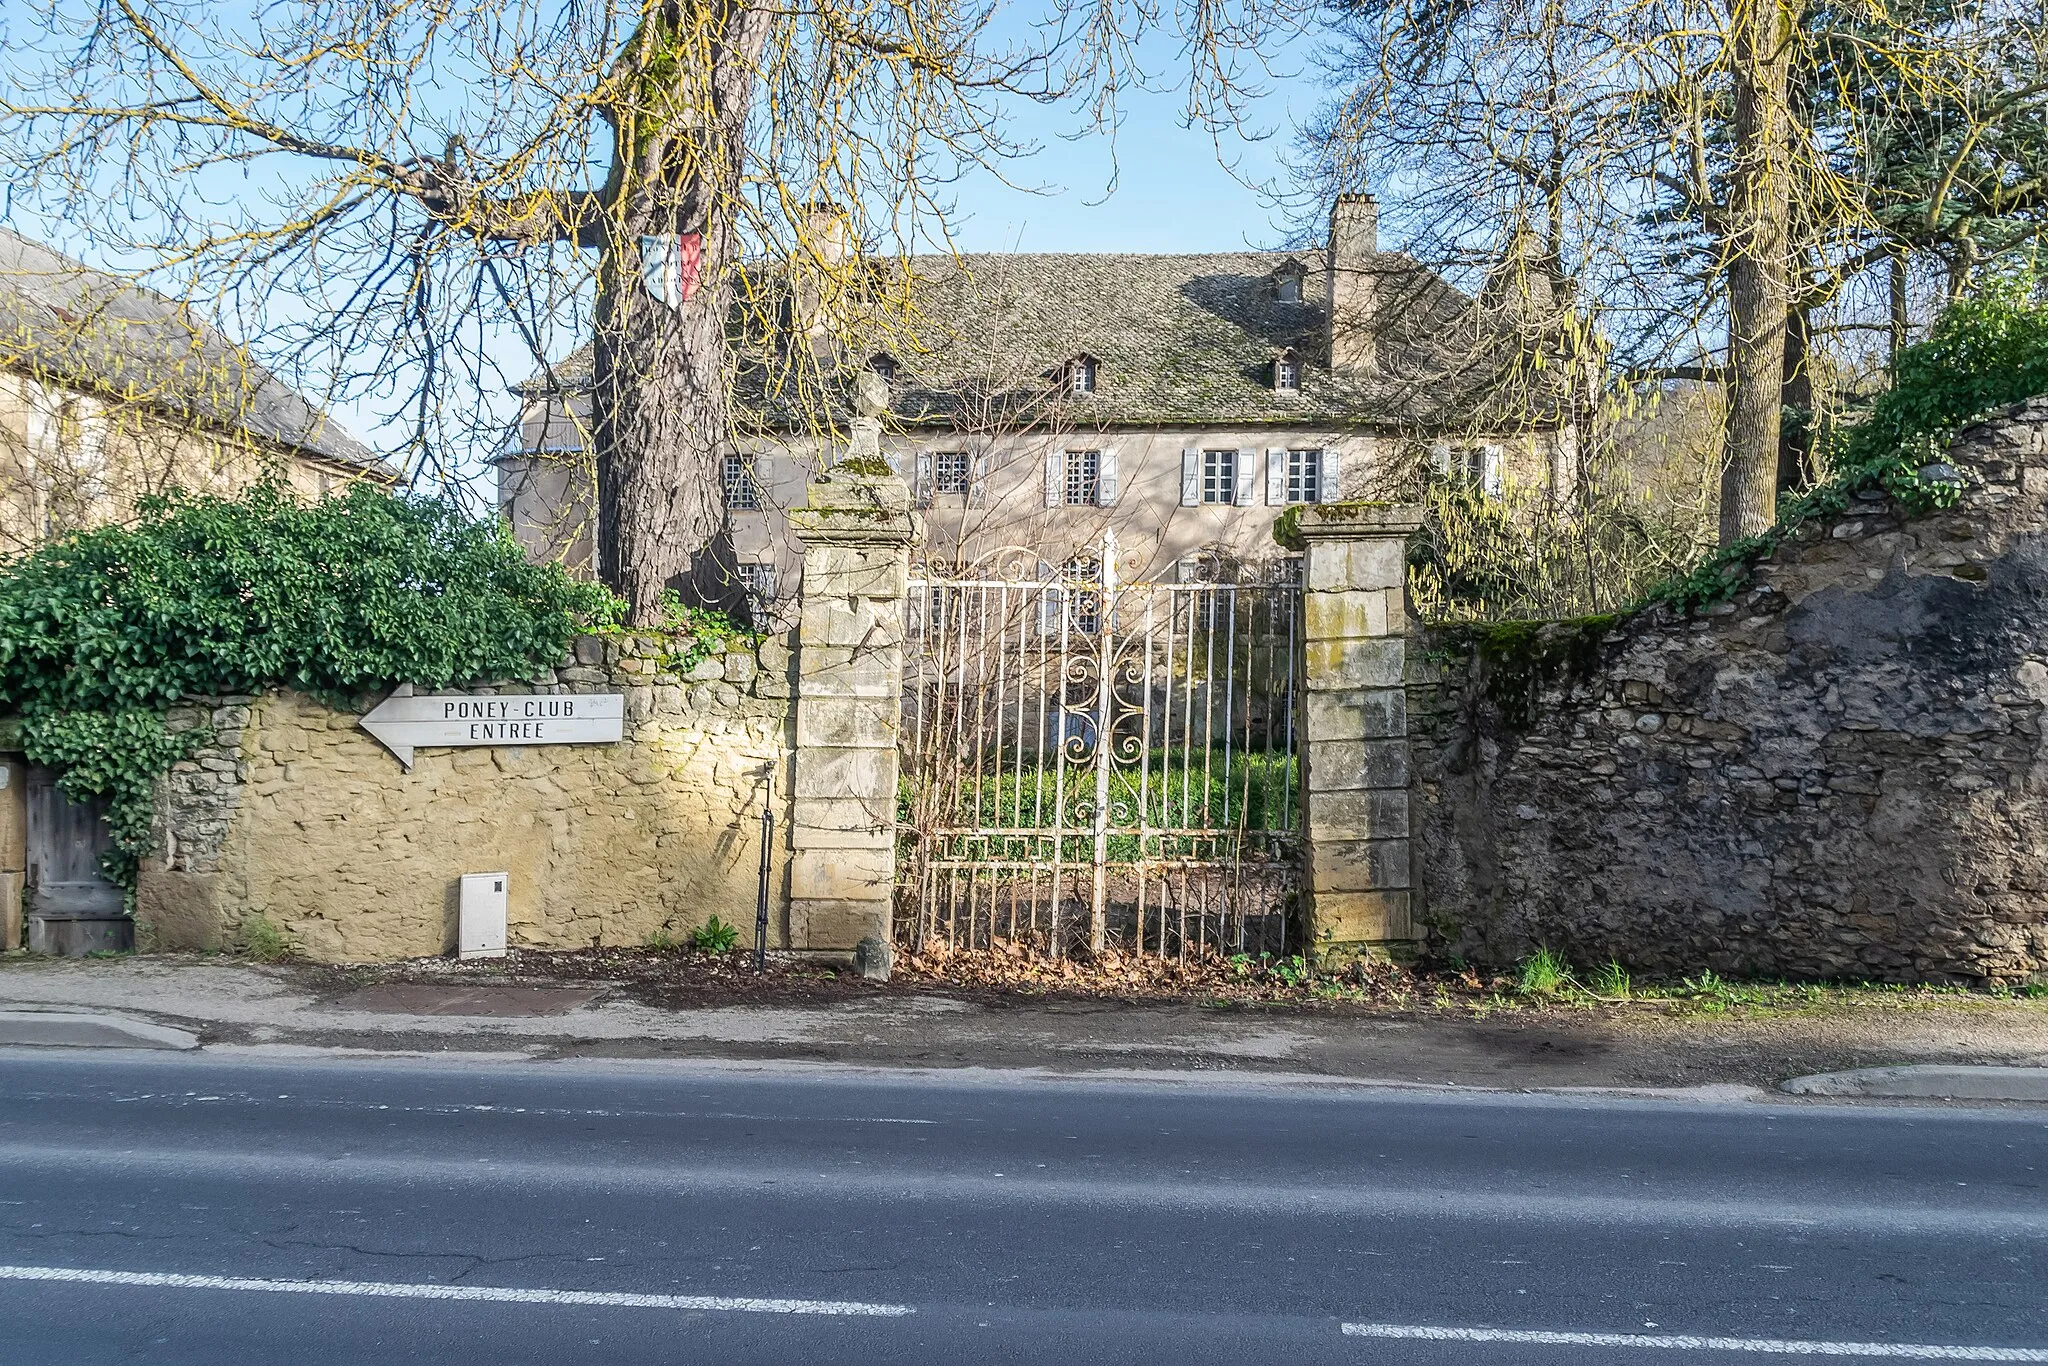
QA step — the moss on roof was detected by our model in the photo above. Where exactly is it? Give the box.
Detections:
[523,249,1570,434]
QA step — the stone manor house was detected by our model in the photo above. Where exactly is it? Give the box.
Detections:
[501,195,1576,614]
[0,228,394,557]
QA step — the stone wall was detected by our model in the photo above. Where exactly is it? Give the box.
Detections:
[1411,398,2048,985]
[138,632,794,963]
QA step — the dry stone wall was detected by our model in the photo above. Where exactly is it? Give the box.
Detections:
[139,632,793,963]
[1413,399,2048,985]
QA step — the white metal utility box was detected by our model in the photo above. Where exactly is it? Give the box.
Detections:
[458,872,509,959]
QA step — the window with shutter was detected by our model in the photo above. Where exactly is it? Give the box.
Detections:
[1199,449,1236,504]
[1283,449,1323,504]
[932,451,970,495]
[1063,450,1101,505]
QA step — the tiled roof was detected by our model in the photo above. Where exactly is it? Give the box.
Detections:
[0,228,392,476]
[521,249,1565,433]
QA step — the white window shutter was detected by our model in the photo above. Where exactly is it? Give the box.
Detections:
[1044,450,1064,508]
[1320,446,1343,503]
[1233,449,1257,506]
[1180,448,1200,506]
[1097,447,1120,507]
[914,451,934,508]
[1265,448,1288,505]
[884,450,906,478]
[1482,443,1504,498]
[969,450,988,507]
[1037,561,1061,633]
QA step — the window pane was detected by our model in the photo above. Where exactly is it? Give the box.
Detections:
[723,455,760,510]
[1064,449,1100,505]
[1286,448,1322,503]
[1064,555,1101,633]
[1200,449,1236,503]
[933,451,970,494]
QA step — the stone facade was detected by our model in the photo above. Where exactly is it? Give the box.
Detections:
[1410,398,2048,985]
[137,632,793,963]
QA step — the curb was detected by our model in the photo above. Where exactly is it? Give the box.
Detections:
[0,1010,200,1051]
[1782,1064,2048,1102]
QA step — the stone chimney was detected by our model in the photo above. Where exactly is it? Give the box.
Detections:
[1326,194,1381,374]
[791,202,852,360]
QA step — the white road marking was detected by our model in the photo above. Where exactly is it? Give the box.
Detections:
[0,1265,911,1317]
[1341,1323,2048,1359]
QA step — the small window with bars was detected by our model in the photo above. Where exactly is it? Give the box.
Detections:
[722,454,761,511]
[933,450,971,496]
[1284,448,1323,504]
[736,562,775,615]
[1064,449,1101,505]
[1200,449,1237,504]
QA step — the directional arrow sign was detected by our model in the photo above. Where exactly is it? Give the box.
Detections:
[359,683,625,770]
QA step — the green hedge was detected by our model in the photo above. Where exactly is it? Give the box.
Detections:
[0,483,620,886]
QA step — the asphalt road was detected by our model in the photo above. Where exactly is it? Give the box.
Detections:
[0,1050,2043,1365]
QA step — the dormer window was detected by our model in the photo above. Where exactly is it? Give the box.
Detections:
[1273,259,1308,304]
[1068,354,1098,396]
[867,352,898,384]
[1274,348,1302,393]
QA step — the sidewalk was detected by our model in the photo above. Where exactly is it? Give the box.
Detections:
[5,953,2048,1099]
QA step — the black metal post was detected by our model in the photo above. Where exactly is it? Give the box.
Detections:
[753,801,773,973]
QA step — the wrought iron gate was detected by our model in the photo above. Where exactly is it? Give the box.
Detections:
[899,532,1303,958]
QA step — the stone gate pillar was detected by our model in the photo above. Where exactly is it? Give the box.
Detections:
[1294,503,1425,963]
[785,459,919,968]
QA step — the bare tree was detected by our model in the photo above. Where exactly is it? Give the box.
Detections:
[1,0,1303,619]
[1304,0,2024,547]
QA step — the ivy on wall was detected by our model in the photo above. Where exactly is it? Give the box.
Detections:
[0,483,621,886]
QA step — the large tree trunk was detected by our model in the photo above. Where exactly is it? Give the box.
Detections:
[592,241,732,623]
[1719,0,1800,547]
[591,1,775,624]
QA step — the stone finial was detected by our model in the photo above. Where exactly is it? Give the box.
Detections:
[852,368,890,419]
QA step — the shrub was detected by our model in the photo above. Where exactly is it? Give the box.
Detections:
[0,482,621,886]
[1588,959,1631,997]
[690,916,741,953]
[1516,945,1575,995]
[239,913,293,963]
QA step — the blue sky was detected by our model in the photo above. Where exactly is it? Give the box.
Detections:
[930,47,1319,257]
